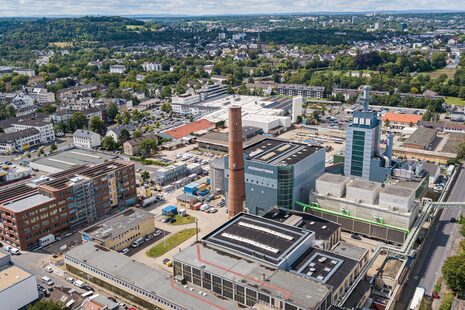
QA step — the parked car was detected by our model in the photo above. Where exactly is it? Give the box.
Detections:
[44,266,53,273]
[120,248,130,255]
[131,238,145,248]
[37,284,50,297]
[162,258,172,267]
[107,296,118,303]
[169,218,176,224]
[66,277,75,284]
[9,247,20,255]
[144,234,154,242]
[73,280,85,288]
[207,208,218,214]
[351,234,362,240]
[42,276,54,286]
[153,230,162,237]
[83,285,95,292]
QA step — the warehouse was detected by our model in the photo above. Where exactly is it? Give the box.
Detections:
[402,127,437,150]
[224,138,325,215]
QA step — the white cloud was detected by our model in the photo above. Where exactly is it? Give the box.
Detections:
[0,0,463,16]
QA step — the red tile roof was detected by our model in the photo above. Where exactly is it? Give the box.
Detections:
[382,112,422,124]
[164,119,215,139]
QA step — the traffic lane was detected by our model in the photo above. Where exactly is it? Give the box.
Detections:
[447,166,465,202]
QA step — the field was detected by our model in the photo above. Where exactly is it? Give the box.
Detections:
[445,96,465,106]
[49,42,73,48]
[171,214,196,225]
[146,228,198,257]
[427,67,456,79]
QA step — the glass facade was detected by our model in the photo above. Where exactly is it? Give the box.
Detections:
[277,166,293,209]
[350,130,365,177]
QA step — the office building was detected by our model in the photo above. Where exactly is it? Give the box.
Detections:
[0,253,38,310]
[80,208,155,251]
[292,96,303,123]
[0,114,55,145]
[224,138,325,215]
[173,213,368,308]
[155,162,188,186]
[73,129,101,149]
[0,160,136,250]
[344,86,394,183]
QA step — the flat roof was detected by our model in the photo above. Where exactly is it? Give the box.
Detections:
[347,179,381,191]
[245,138,322,166]
[331,241,368,262]
[263,209,341,242]
[317,173,350,185]
[290,247,358,289]
[65,243,241,310]
[31,149,116,172]
[381,185,415,198]
[2,193,54,213]
[174,243,331,310]
[0,265,32,292]
[82,208,154,241]
[203,213,313,266]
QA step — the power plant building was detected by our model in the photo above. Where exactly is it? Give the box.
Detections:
[224,138,325,215]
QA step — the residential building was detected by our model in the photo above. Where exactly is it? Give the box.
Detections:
[0,115,55,145]
[224,138,325,215]
[141,62,162,72]
[13,68,35,77]
[382,112,422,133]
[31,88,55,104]
[0,128,41,153]
[277,84,325,98]
[106,124,136,142]
[0,160,136,250]
[73,130,101,149]
[109,65,126,74]
[80,208,155,251]
[0,253,38,310]
[123,134,159,156]
[198,83,228,101]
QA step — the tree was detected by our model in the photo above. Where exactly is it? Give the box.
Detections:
[140,138,158,155]
[89,116,106,135]
[132,130,142,138]
[67,112,88,132]
[141,170,150,183]
[457,142,465,161]
[101,136,117,151]
[28,300,67,310]
[161,102,172,113]
[442,254,465,293]
[118,128,131,144]
[50,144,57,152]
[106,102,119,122]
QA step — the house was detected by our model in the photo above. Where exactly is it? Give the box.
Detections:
[106,124,136,142]
[109,65,126,74]
[123,134,159,156]
[142,62,162,72]
[73,130,101,149]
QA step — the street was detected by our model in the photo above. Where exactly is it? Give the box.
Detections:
[397,164,465,308]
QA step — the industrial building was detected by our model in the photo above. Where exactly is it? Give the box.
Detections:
[197,126,264,153]
[344,86,395,183]
[173,213,368,308]
[80,208,155,251]
[154,162,188,186]
[402,127,437,150]
[0,160,136,250]
[300,170,428,244]
[0,253,38,310]
[224,138,325,215]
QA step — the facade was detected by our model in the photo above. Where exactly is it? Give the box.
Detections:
[242,114,291,134]
[123,134,159,156]
[344,86,394,183]
[31,88,55,104]
[73,129,101,149]
[224,138,325,215]
[0,253,38,310]
[171,93,200,105]
[155,162,188,185]
[0,160,136,250]
[277,84,325,98]
[0,128,41,154]
[109,65,126,74]
[402,127,437,150]
[141,62,162,72]
[80,208,155,251]
[13,68,36,77]
[198,83,228,101]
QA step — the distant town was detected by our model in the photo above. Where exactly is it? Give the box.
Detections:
[0,10,464,310]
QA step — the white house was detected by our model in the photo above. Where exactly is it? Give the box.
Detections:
[110,65,126,74]
[142,62,162,72]
[73,130,101,149]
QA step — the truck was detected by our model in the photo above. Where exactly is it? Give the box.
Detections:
[409,287,425,310]
[39,234,56,247]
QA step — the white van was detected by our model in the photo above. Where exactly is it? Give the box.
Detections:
[9,247,20,255]
[42,276,54,286]
[200,204,211,212]
[73,280,85,288]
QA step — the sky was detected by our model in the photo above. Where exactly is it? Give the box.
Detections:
[0,0,464,17]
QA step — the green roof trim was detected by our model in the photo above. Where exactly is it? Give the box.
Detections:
[295,200,409,234]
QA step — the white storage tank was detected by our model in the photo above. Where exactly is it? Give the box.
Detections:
[346,179,381,205]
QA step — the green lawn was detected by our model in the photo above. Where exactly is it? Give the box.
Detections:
[171,214,196,226]
[445,96,465,106]
[146,228,198,258]
[427,67,457,79]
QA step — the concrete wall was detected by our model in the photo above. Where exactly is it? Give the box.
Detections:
[379,190,415,213]
[346,182,381,205]
[292,148,325,204]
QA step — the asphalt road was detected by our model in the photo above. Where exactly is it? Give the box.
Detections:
[397,164,465,308]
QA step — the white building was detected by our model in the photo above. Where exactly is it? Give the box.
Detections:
[242,114,291,133]
[0,128,41,154]
[31,88,55,104]
[110,65,126,74]
[0,253,38,310]
[218,33,226,40]
[12,119,55,144]
[292,96,303,123]
[13,68,35,77]
[142,62,162,72]
[73,130,101,149]
[171,93,200,105]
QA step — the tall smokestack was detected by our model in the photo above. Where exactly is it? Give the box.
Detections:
[386,132,394,163]
[228,106,245,217]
